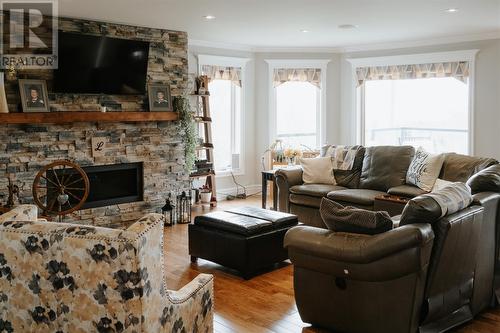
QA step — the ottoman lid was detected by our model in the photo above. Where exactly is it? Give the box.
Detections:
[225,207,298,228]
[194,211,274,236]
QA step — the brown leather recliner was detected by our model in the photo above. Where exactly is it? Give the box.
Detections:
[285,205,484,333]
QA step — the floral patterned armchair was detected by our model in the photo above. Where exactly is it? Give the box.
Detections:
[0,205,214,333]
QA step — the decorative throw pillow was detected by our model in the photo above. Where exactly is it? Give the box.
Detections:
[406,147,445,192]
[319,198,393,235]
[432,178,453,192]
[400,182,473,226]
[300,157,336,185]
[323,145,365,188]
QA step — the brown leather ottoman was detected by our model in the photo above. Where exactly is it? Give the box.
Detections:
[189,206,299,279]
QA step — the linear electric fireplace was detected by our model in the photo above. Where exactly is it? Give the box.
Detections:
[81,163,144,209]
[49,162,144,210]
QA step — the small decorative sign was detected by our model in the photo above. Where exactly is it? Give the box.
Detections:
[91,137,107,157]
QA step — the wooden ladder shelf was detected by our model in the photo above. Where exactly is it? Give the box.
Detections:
[190,94,217,207]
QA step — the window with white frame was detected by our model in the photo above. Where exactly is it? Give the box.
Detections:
[267,60,328,150]
[276,81,320,149]
[352,51,477,154]
[363,78,469,153]
[199,55,247,174]
[208,80,241,172]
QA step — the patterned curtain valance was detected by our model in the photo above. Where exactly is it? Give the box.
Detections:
[201,65,242,87]
[355,61,469,86]
[273,68,322,88]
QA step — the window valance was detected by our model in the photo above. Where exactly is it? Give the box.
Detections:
[355,61,469,86]
[273,68,322,88]
[201,65,242,87]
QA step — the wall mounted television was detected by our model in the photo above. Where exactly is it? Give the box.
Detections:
[53,31,150,95]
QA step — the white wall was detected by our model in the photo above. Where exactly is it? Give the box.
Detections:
[188,45,259,198]
[340,39,500,159]
[190,38,500,195]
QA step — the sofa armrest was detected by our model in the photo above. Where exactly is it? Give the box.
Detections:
[0,204,38,223]
[467,164,500,194]
[285,224,434,265]
[285,225,434,282]
[126,213,164,236]
[166,274,214,332]
[275,168,303,212]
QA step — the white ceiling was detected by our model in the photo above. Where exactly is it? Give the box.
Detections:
[59,0,500,50]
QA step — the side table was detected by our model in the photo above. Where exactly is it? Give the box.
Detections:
[262,170,278,210]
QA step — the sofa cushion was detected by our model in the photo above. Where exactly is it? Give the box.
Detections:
[320,198,393,235]
[388,185,427,198]
[400,182,473,226]
[299,157,336,185]
[290,184,347,197]
[290,194,322,208]
[327,189,387,206]
[439,153,497,183]
[323,145,365,188]
[406,147,445,191]
[359,145,415,191]
[466,164,500,194]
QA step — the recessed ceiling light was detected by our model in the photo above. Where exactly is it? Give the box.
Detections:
[204,15,216,20]
[300,29,310,33]
[338,24,358,29]
[445,8,459,13]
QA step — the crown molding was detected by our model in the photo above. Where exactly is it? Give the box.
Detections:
[188,39,255,52]
[254,46,343,53]
[336,31,500,53]
[264,59,331,68]
[189,30,500,55]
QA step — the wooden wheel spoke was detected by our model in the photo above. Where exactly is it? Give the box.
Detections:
[51,168,63,187]
[66,191,82,202]
[59,164,67,187]
[41,175,60,188]
[64,187,85,191]
[64,177,82,187]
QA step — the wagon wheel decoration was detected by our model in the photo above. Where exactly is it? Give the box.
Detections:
[32,160,90,216]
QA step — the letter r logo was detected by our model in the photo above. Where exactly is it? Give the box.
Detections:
[1,1,56,53]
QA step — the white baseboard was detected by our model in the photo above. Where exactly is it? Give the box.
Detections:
[215,184,261,201]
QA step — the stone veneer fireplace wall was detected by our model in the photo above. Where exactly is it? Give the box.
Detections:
[0,122,189,226]
[0,16,189,226]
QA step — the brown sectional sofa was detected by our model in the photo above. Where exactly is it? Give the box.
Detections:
[277,145,500,332]
[276,145,496,227]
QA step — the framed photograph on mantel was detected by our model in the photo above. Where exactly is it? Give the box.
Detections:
[19,79,50,113]
[148,83,173,111]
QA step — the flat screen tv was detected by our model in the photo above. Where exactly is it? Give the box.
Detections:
[53,31,150,95]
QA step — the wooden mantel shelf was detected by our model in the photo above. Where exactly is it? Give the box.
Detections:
[0,111,179,124]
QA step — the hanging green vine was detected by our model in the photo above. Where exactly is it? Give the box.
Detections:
[174,96,196,172]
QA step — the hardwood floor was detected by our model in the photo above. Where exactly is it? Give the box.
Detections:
[164,196,500,333]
